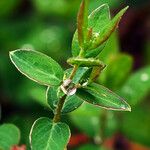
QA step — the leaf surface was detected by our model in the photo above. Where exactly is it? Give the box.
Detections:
[90,6,128,49]
[0,124,20,150]
[72,4,110,58]
[30,117,70,150]
[64,67,89,84]
[77,83,131,111]
[46,86,83,114]
[10,49,64,86]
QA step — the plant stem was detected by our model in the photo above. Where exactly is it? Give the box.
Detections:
[99,110,107,144]
[53,95,67,123]
[53,65,79,123]
[69,64,78,80]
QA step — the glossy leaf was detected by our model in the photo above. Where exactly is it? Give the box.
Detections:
[30,117,70,150]
[120,66,150,105]
[90,6,128,49]
[46,86,83,114]
[0,124,20,150]
[9,49,64,86]
[72,4,110,58]
[77,83,131,111]
[88,4,110,33]
[64,67,89,84]
[99,54,133,89]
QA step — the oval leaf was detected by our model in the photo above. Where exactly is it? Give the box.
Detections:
[46,86,83,114]
[77,83,131,111]
[30,117,70,150]
[9,49,64,86]
[0,124,20,150]
[90,6,128,49]
[64,67,89,84]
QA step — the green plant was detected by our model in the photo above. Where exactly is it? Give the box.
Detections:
[9,1,130,149]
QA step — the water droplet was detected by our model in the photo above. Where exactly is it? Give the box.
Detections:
[68,87,77,96]
[141,73,149,82]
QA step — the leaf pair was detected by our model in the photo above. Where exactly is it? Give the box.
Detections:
[72,4,128,58]
[10,50,131,112]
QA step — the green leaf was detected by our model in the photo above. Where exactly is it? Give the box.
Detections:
[90,6,128,49]
[77,0,89,48]
[77,83,131,111]
[99,54,133,89]
[9,49,64,86]
[46,86,83,114]
[88,4,110,33]
[30,117,70,150]
[72,4,110,58]
[0,124,20,150]
[64,67,89,84]
[119,66,150,105]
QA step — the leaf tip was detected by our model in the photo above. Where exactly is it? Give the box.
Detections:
[126,106,131,112]
[121,6,129,14]
[123,103,131,112]
[9,51,14,57]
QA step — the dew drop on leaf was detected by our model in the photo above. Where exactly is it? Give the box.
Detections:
[68,88,77,96]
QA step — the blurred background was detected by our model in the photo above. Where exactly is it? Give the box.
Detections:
[0,0,150,150]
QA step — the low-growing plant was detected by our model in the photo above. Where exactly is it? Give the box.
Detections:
[9,0,131,149]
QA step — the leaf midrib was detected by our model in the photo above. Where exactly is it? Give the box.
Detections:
[14,54,60,83]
